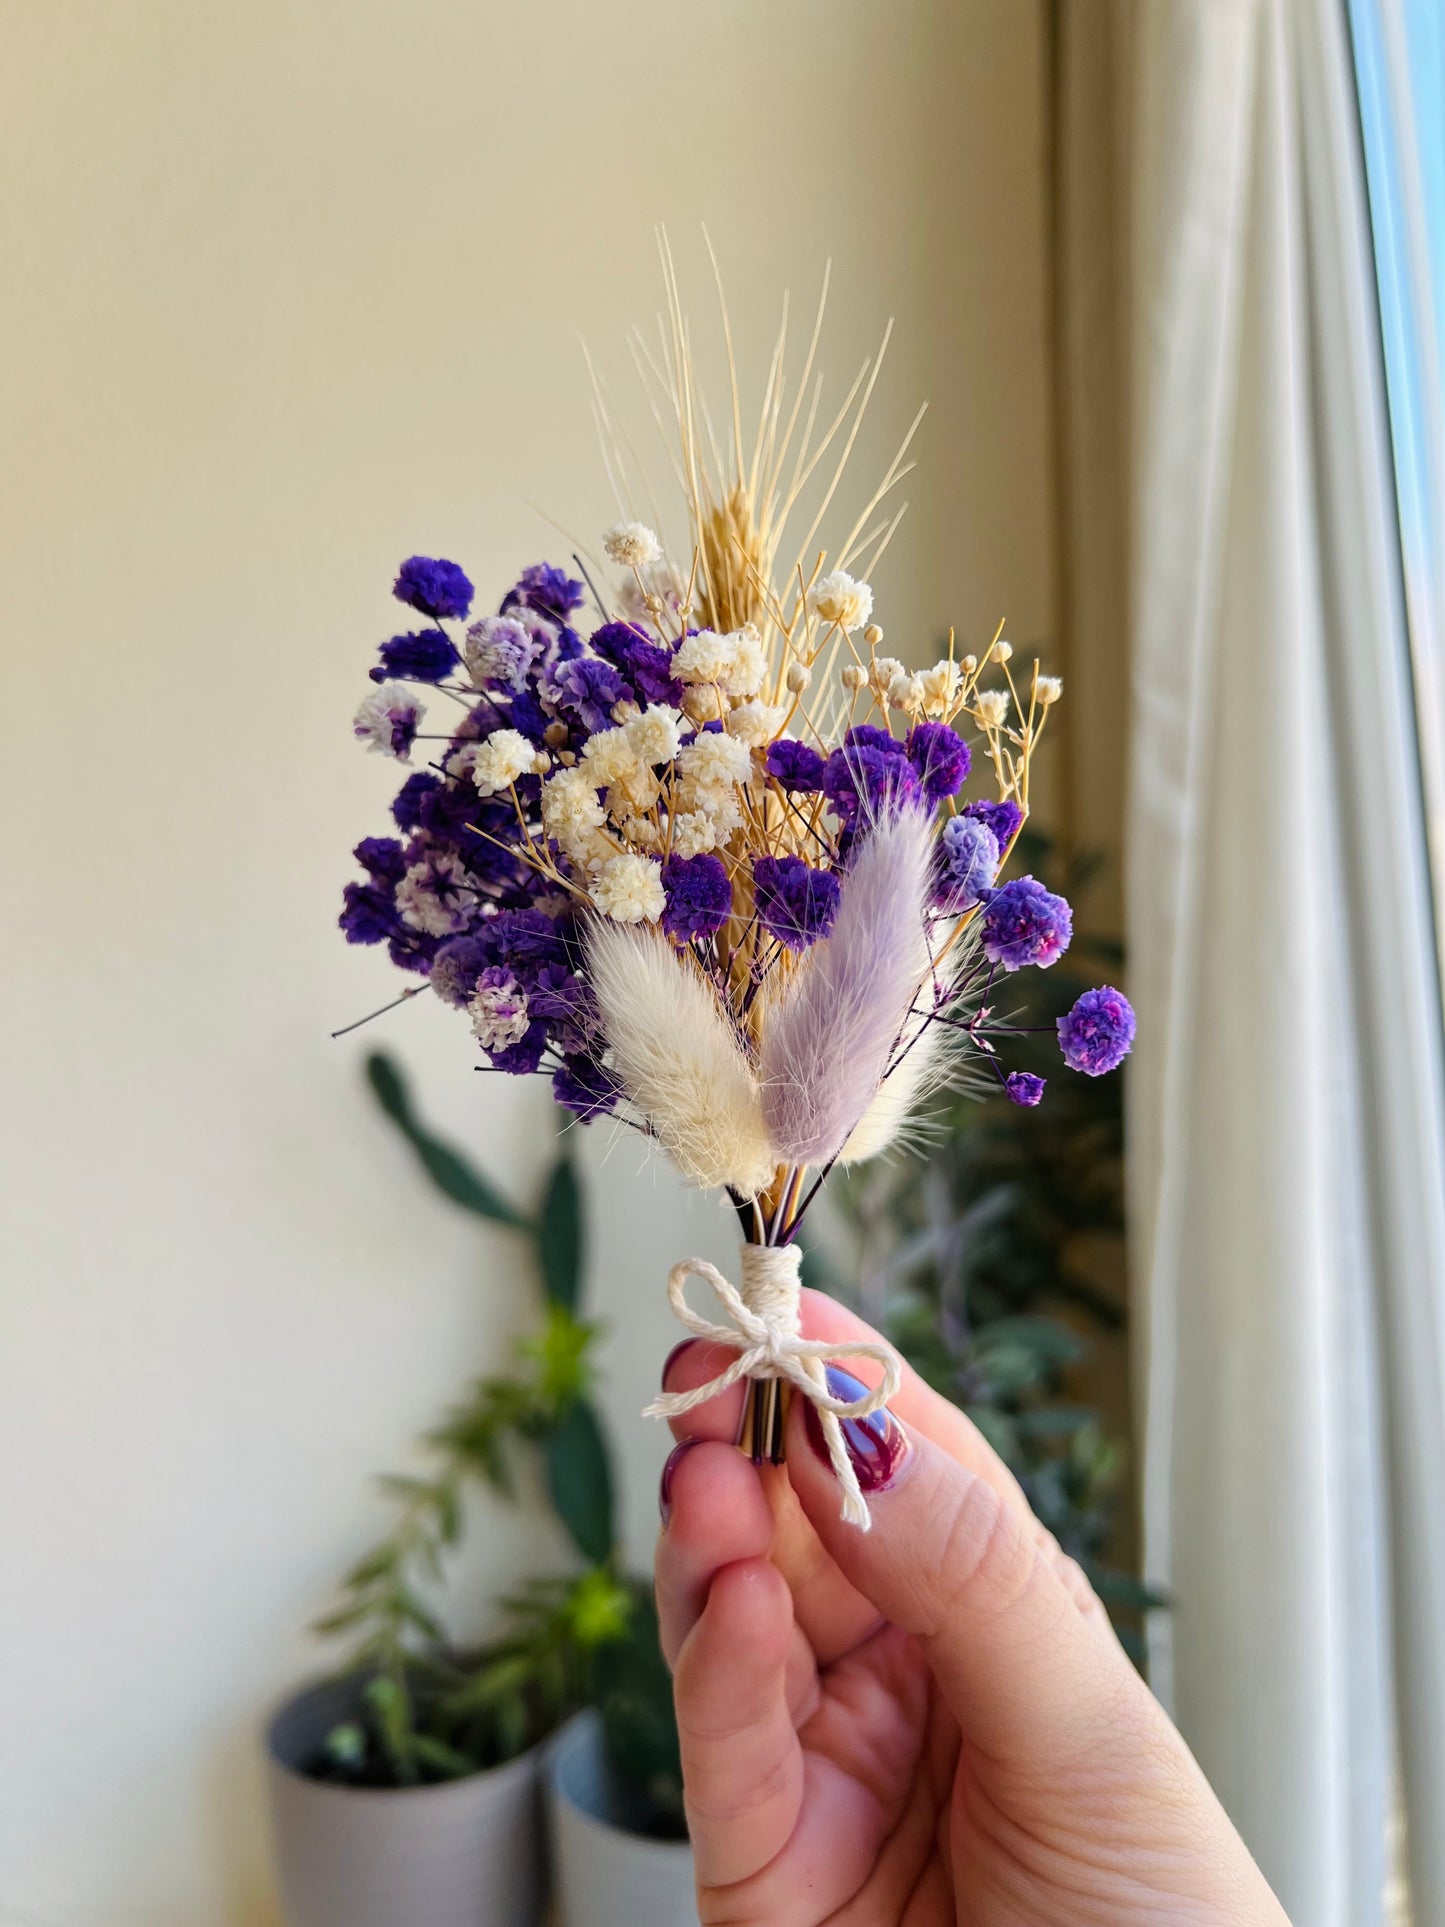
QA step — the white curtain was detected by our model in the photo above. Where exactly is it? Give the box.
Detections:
[1123,1,1445,1922]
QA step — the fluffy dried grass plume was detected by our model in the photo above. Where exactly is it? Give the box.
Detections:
[585,919,777,1197]
[759,810,935,1166]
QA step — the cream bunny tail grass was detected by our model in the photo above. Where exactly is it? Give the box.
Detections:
[585,919,778,1197]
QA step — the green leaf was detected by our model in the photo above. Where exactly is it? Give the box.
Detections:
[311,1600,373,1637]
[364,1674,417,1777]
[365,1052,532,1228]
[411,1734,481,1780]
[341,1543,399,1588]
[543,1398,615,1564]
[537,1154,584,1312]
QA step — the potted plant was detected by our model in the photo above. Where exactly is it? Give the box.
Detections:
[267,1051,679,1926]
[544,1579,695,1925]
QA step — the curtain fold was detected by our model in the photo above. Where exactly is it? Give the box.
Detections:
[1121,0,1445,1920]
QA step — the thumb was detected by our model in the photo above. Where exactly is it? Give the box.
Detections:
[784,1372,1133,1770]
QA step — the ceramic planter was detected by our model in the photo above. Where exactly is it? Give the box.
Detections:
[265,1675,544,1927]
[545,1710,696,1926]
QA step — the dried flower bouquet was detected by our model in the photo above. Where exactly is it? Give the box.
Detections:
[338,248,1134,1526]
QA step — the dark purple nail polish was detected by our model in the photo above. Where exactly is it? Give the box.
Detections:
[803,1367,911,1493]
[660,1338,698,1391]
[659,1437,703,1527]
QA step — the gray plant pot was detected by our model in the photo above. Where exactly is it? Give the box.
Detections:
[545,1711,697,1926]
[265,1675,544,1927]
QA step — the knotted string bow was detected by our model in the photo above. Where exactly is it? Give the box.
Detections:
[643,1244,903,1530]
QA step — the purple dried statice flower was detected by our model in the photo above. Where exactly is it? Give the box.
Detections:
[589,621,682,707]
[980,875,1072,971]
[823,725,921,820]
[1057,985,1135,1074]
[393,556,474,622]
[389,931,440,975]
[339,879,400,946]
[354,684,422,761]
[753,854,841,952]
[528,963,594,1055]
[374,629,460,684]
[934,814,999,910]
[354,836,407,883]
[1005,1071,1046,1106]
[392,770,441,831]
[766,738,828,793]
[485,1024,549,1075]
[553,1055,622,1118]
[906,721,971,803]
[503,562,586,621]
[961,796,1023,856]
[554,656,628,733]
[430,932,493,1008]
[660,853,733,942]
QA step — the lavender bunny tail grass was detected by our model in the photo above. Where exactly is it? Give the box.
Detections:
[759,809,934,1166]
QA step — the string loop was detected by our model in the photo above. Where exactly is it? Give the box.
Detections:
[642,1245,902,1530]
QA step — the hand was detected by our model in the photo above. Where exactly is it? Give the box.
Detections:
[654,1289,1288,1926]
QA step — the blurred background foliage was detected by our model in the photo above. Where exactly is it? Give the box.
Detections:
[309,1053,684,1835]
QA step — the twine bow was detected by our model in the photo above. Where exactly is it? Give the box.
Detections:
[642,1245,902,1530]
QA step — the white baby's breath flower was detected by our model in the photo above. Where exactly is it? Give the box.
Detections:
[920,660,962,716]
[785,662,812,694]
[471,728,537,796]
[725,699,787,748]
[620,813,663,852]
[720,624,768,697]
[580,725,645,792]
[863,623,884,647]
[672,628,735,685]
[610,699,641,726]
[961,653,978,674]
[591,852,665,923]
[840,663,868,692]
[888,671,926,713]
[868,655,905,697]
[625,703,684,766]
[681,684,725,724]
[669,811,718,857]
[974,689,1011,728]
[541,767,605,850]
[992,638,1013,663]
[676,782,743,840]
[810,570,874,630]
[603,521,663,570]
[678,730,751,793]
[1033,674,1063,706]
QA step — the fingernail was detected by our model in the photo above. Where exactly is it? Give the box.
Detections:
[659,1437,703,1527]
[660,1338,697,1390]
[803,1367,912,1494]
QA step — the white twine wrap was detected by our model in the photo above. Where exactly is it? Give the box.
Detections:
[642,1243,902,1530]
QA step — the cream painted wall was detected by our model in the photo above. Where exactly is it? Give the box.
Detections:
[0,3,1053,1920]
